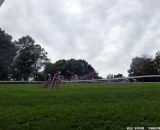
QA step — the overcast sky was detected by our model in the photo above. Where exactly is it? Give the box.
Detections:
[0,0,160,77]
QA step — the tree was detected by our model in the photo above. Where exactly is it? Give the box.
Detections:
[106,74,123,79]
[128,55,158,76]
[0,28,15,80]
[154,51,160,74]
[128,57,143,76]
[106,74,114,79]
[140,56,158,75]
[11,36,49,81]
[114,74,123,78]
[44,59,98,79]
[32,44,49,80]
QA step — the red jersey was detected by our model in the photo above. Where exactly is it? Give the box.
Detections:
[53,73,61,81]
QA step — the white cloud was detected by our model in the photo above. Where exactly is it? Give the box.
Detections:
[0,0,160,77]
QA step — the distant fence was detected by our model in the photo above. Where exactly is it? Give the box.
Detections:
[0,81,44,84]
[101,75,160,82]
[0,80,102,84]
[0,75,160,84]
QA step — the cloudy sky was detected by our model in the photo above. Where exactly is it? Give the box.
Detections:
[0,0,160,77]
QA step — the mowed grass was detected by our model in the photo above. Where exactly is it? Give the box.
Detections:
[0,83,160,130]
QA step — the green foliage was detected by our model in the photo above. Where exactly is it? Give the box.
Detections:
[0,28,49,81]
[114,73,123,78]
[107,74,123,79]
[0,28,15,80]
[1,83,160,130]
[155,51,160,74]
[11,36,49,81]
[128,55,159,76]
[44,59,97,78]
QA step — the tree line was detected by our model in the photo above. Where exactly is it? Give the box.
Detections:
[0,28,98,81]
[44,59,99,80]
[1,27,160,81]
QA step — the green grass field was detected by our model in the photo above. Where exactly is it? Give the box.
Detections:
[0,83,160,130]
